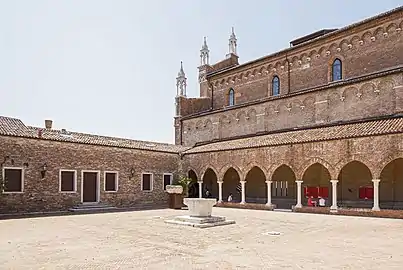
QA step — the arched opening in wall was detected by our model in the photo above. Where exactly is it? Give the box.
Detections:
[245,166,266,204]
[271,165,296,209]
[222,168,240,202]
[202,168,218,199]
[337,161,373,208]
[302,163,331,207]
[187,170,199,198]
[380,158,403,209]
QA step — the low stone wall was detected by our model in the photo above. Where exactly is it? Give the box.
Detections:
[216,202,274,211]
[293,206,403,219]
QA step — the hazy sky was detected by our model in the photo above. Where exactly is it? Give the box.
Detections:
[1,0,402,143]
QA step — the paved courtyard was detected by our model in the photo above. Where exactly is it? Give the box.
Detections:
[0,208,402,269]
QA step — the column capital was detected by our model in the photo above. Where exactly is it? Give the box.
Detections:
[295,180,303,184]
[217,180,223,184]
[197,180,203,184]
[265,180,272,184]
[240,180,246,184]
[330,179,339,184]
[372,179,381,183]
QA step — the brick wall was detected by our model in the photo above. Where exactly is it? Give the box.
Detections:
[205,11,402,109]
[181,133,402,184]
[0,136,180,213]
[180,71,403,146]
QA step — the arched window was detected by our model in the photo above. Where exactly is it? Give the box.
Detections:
[272,76,280,96]
[332,59,342,81]
[228,88,235,106]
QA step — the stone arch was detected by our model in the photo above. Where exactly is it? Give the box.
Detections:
[361,31,372,42]
[350,35,360,46]
[244,162,269,180]
[328,43,338,54]
[338,39,349,51]
[271,164,297,209]
[200,165,219,180]
[299,157,335,180]
[308,49,317,59]
[386,23,398,34]
[374,153,403,179]
[318,46,326,57]
[195,120,203,130]
[219,164,243,180]
[301,162,332,206]
[187,168,199,198]
[379,158,403,209]
[222,167,242,202]
[246,108,257,121]
[337,160,373,208]
[202,167,219,199]
[203,119,212,129]
[244,166,267,203]
[341,86,359,101]
[235,110,247,122]
[187,168,198,181]
[399,20,403,30]
[374,27,384,38]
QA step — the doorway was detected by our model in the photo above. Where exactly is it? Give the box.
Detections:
[81,171,99,203]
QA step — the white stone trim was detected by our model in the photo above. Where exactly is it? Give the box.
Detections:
[103,171,119,193]
[162,173,173,190]
[141,172,154,192]
[81,170,101,203]
[2,167,24,194]
[314,100,329,105]
[59,169,77,193]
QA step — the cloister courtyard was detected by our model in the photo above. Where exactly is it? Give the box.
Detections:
[0,208,402,269]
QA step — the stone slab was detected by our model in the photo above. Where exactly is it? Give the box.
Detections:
[165,218,236,228]
[171,215,226,224]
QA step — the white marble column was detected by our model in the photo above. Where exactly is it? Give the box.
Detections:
[240,180,246,204]
[217,181,223,203]
[198,181,203,198]
[372,179,380,211]
[330,180,338,211]
[295,180,303,208]
[265,180,272,207]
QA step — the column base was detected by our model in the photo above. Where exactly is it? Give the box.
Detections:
[372,206,381,211]
[330,206,338,212]
[217,200,223,204]
[240,201,246,205]
[295,204,302,208]
[265,203,272,207]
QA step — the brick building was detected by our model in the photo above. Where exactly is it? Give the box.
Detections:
[175,6,403,211]
[0,6,402,214]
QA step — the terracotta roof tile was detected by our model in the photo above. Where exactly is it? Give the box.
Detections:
[184,118,403,154]
[0,116,188,153]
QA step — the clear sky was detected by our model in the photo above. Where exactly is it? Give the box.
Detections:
[1,0,402,143]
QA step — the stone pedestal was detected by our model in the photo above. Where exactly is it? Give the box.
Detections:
[166,185,184,209]
[165,198,235,228]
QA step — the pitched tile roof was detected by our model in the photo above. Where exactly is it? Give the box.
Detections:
[183,117,403,154]
[0,116,188,154]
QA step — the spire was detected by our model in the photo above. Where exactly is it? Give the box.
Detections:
[200,36,210,66]
[228,27,237,56]
[176,61,187,97]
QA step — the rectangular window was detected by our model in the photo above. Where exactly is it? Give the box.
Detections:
[105,172,118,192]
[163,174,173,190]
[142,173,153,191]
[3,168,23,193]
[60,170,76,192]
[273,181,288,197]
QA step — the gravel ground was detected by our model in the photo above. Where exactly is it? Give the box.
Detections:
[0,208,402,270]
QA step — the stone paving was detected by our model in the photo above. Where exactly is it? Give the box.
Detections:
[0,208,402,269]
